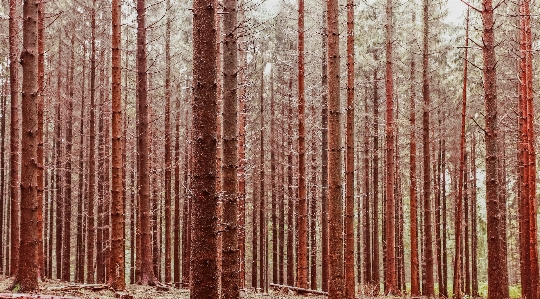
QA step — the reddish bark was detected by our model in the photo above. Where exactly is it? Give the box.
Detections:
[481,0,509,297]
[453,10,469,299]
[181,126,191,288]
[0,83,6,275]
[62,33,75,282]
[441,140,448,298]
[173,103,181,288]
[409,28,420,295]
[259,72,266,292]
[320,16,329,292]
[191,0,219,293]
[8,0,20,277]
[237,40,246,288]
[309,102,317,291]
[344,0,355,296]
[109,0,125,288]
[136,0,156,284]
[296,0,308,289]
[383,0,396,293]
[327,0,344,295]
[164,0,172,284]
[270,71,277,285]
[13,0,39,289]
[421,0,434,295]
[371,57,380,294]
[286,78,294,288]
[471,134,478,297]
[36,0,45,278]
[54,63,63,280]
[220,0,240,293]
[362,87,371,287]
[86,0,97,283]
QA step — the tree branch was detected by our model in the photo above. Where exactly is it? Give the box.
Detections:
[460,0,482,13]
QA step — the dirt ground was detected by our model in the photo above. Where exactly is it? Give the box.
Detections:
[0,276,328,299]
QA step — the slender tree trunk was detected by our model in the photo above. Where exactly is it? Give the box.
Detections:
[454,10,469,299]
[309,102,317,290]
[384,0,396,293]
[344,0,355,296]
[362,87,371,288]
[75,42,87,284]
[286,78,294,288]
[327,0,343,296]
[0,82,6,275]
[258,72,266,293]
[55,78,63,281]
[14,0,39,289]
[481,0,509,297]
[296,0,308,289]
[220,0,239,293]
[371,59,380,294]
[464,152,470,295]
[471,134,478,297]
[164,0,172,284]
[441,140,448,298]
[8,0,20,277]
[36,0,45,278]
[97,55,106,283]
[320,15,329,292]
[62,34,75,282]
[409,26,420,295]
[270,72,277,286]
[421,0,434,295]
[136,0,156,284]
[87,0,97,283]
[173,101,181,288]
[181,126,191,288]
[237,40,246,288]
[191,0,219,293]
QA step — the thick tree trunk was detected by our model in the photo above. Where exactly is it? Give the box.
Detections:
[9,0,20,277]
[344,0,355,296]
[421,0,434,295]
[191,0,219,294]
[384,0,396,293]
[220,0,239,294]
[481,1,509,297]
[14,0,39,290]
[326,0,343,296]
[109,0,125,289]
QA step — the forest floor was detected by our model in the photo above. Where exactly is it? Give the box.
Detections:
[0,276,328,299]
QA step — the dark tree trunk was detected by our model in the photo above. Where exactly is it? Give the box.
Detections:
[481,0,509,297]
[191,0,219,294]
[14,0,39,290]
[320,15,329,292]
[109,0,125,288]
[421,0,434,295]
[164,0,172,284]
[383,0,396,293]
[286,78,294,288]
[220,0,239,293]
[371,59,380,294]
[327,0,343,296]
[8,0,20,277]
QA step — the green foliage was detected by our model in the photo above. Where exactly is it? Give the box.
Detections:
[476,282,521,299]
[11,283,21,293]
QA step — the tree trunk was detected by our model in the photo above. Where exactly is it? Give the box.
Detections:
[372,57,380,294]
[409,23,419,294]
[75,42,87,284]
[320,15,329,292]
[481,0,509,297]
[191,0,219,294]
[136,0,156,284]
[421,0,434,295]
[36,0,45,278]
[259,72,266,293]
[286,78,294,288]
[270,72,277,286]
[181,126,191,288]
[173,101,181,288]
[296,0,308,289]
[62,33,75,282]
[109,0,125,288]
[87,0,97,283]
[362,86,371,288]
[55,65,63,280]
[220,0,239,294]
[309,102,317,291]
[344,0,355,296]
[326,0,343,296]
[0,79,6,275]
[8,0,20,277]
[14,0,39,290]
[384,0,396,293]
[471,134,478,297]
[164,0,172,284]
[453,10,469,299]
